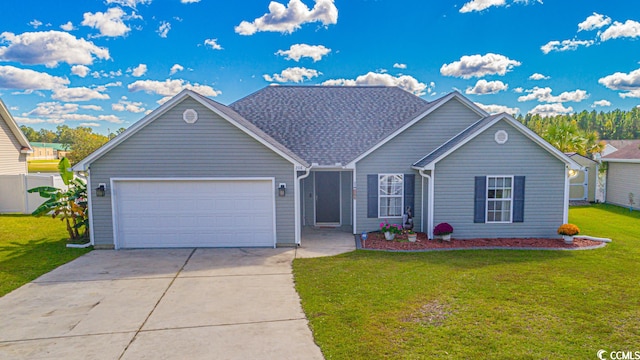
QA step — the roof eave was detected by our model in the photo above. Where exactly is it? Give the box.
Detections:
[0,99,32,151]
[602,158,640,163]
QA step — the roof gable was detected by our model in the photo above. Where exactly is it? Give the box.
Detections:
[412,113,581,170]
[230,86,431,166]
[0,99,32,153]
[602,141,640,162]
[73,90,307,171]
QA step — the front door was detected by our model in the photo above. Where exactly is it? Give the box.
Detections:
[315,172,341,224]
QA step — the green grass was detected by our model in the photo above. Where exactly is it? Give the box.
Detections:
[27,159,59,173]
[293,204,640,359]
[0,214,91,297]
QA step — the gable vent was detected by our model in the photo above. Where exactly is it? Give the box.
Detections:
[494,130,508,144]
[183,109,198,124]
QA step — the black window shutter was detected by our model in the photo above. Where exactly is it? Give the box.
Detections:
[404,174,415,215]
[513,176,525,223]
[474,176,486,223]
[367,175,378,218]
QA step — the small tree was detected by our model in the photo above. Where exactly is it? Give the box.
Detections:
[28,158,89,242]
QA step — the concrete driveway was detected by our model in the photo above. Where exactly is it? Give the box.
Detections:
[0,248,330,359]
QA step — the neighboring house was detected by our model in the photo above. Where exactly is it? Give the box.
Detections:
[73,87,580,249]
[601,140,640,209]
[565,152,598,202]
[28,142,71,160]
[0,99,32,175]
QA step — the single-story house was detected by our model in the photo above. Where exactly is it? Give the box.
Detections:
[0,99,32,175]
[601,140,640,209]
[28,142,71,160]
[73,86,581,249]
[565,152,598,202]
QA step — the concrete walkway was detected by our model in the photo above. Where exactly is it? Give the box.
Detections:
[0,231,355,359]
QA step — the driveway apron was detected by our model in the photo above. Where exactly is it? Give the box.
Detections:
[0,248,324,360]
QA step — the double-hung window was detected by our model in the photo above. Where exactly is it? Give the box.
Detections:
[378,174,403,217]
[486,176,513,223]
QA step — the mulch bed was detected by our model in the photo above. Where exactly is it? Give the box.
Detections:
[360,232,605,251]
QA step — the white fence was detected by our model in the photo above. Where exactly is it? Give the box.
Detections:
[0,174,69,214]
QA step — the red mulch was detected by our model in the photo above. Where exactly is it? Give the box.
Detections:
[361,232,605,251]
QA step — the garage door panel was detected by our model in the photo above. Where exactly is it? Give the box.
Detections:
[114,180,275,248]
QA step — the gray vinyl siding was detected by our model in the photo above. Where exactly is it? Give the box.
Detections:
[434,120,566,238]
[356,98,482,233]
[0,116,27,175]
[606,162,640,208]
[89,98,295,247]
[301,174,314,226]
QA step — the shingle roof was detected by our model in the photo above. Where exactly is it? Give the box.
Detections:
[602,141,640,160]
[412,114,502,168]
[229,86,432,165]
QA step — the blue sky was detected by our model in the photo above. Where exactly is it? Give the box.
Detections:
[2,0,640,134]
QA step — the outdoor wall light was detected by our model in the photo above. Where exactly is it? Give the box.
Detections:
[278,183,286,197]
[96,184,106,197]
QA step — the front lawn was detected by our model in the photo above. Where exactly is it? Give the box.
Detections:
[293,204,640,359]
[0,214,91,297]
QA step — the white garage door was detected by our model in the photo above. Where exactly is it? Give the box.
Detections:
[113,179,275,248]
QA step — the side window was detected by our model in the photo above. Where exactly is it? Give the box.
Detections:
[486,176,513,223]
[378,174,403,217]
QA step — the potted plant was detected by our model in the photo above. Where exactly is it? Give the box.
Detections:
[433,222,453,241]
[557,223,580,244]
[406,229,417,242]
[380,221,402,240]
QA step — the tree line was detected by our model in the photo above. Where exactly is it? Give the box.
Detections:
[20,125,126,164]
[517,107,640,157]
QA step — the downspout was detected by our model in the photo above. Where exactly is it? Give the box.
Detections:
[295,167,312,246]
[418,169,434,240]
[563,166,570,224]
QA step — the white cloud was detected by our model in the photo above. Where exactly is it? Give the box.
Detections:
[112,99,146,113]
[170,64,184,75]
[0,31,110,67]
[263,67,320,83]
[0,65,69,90]
[459,0,505,13]
[591,100,611,108]
[204,38,223,50]
[528,103,574,117]
[91,69,123,79]
[23,102,79,117]
[474,102,519,116]
[275,44,330,62]
[322,72,433,96]
[578,12,611,32]
[82,8,131,37]
[465,79,508,95]
[130,64,147,77]
[529,73,549,80]
[157,21,171,38]
[60,21,75,31]
[440,53,521,79]
[393,63,407,69]
[51,87,110,102]
[598,68,640,97]
[71,65,90,78]
[128,78,221,103]
[81,104,103,111]
[513,87,524,93]
[29,19,43,29]
[105,0,151,8]
[600,20,640,41]
[79,122,101,127]
[181,0,200,3]
[517,87,588,103]
[540,39,594,54]
[14,117,46,124]
[235,0,338,35]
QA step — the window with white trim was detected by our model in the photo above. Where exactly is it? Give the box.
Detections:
[378,174,403,217]
[486,176,513,223]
